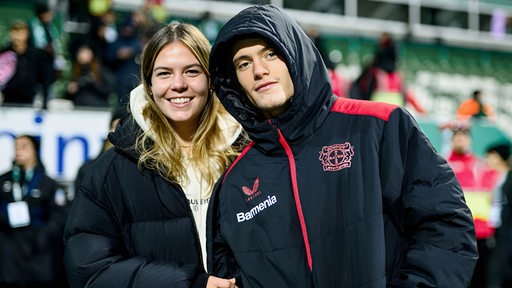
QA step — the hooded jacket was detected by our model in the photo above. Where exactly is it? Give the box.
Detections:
[207,5,477,288]
[64,85,241,288]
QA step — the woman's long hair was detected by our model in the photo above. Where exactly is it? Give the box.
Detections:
[137,22,239,194]
[71,45,102,83]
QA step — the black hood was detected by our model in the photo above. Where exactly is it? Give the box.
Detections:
[210,5,334,151]
[108,113,144,161]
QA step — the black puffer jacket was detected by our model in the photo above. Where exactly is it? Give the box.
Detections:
[207,4,477,288]
[63,86,242,287]
[64,114,207,288]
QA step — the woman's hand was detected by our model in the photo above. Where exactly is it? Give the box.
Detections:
[206,275,237,288]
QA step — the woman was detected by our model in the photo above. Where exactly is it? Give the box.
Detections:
[63,23,244,288]
[65,43,116,107]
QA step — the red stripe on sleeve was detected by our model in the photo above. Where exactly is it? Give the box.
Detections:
[331,97,397,121]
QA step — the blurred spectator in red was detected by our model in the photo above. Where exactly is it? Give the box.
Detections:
[65,43,115,107]
[349,32,425,115]
[446,127,480,188]
[307,27,347,97]
[456,89,496,122]
[0,20,47,107]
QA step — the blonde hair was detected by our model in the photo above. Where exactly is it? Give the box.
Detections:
[137,23,241,193]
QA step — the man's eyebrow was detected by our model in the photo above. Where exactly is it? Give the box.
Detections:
[232,46,269,64]
[232,54,249,64]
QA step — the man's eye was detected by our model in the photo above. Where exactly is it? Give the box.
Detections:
[266,50,277,59]
[236,61,250,70]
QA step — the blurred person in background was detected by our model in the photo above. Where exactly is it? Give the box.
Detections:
[83,8,118,69]
[456,89,496,122]
[0,20,47,107]
[108,13,144,106]
[0,135,68,288]
[444,124,495,288]
[29,2,65,108]
[486,143,512,288]
[197,11,223,45]
[65,43,116,107]
[446,125,480,187]
[349,32,426,115]
[307,27,347,98]
[73,105,128,197]
[63,22,244,288]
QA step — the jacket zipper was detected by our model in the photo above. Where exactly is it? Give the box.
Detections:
[273,123,313,271]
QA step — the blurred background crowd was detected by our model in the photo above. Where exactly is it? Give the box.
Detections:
[1,0,512,287]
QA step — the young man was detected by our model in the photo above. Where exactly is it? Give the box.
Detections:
[207,4,477,287]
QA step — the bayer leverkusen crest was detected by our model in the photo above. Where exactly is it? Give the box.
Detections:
[319,142,354,172]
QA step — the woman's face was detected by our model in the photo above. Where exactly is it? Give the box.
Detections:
[15,137,37,169]
[150,41,209,129]
[485,151,503,169]
[76,47,93,64]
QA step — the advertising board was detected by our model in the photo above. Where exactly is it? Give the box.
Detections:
[0,107,111,187]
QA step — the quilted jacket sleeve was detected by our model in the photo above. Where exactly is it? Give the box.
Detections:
[381,108,478,287]
[63,153,207,288]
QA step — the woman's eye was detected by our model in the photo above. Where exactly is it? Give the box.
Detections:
[186,69,201,76]
[156,71,170,77]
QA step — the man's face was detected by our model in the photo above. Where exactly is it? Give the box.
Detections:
[232,38,294,119]
[10,27,29,46]
[451,132,471,154]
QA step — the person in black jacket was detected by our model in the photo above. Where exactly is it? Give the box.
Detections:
[63,23,244,288]
[485,143,512,288]
[0,134,68,287]
[1,20,47,107]
[65,43,116,108]
[206,4,478,287]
